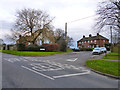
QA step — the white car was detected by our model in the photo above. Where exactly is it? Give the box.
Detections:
[100,47,107,53]
[92,48,102,55]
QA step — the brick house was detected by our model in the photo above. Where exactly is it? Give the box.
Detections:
[16,35,33,46]
[77,33,109,49]
[16,29,43,46]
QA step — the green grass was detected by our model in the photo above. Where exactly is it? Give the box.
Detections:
[1,50,64,56]
[107,52,120,56]
[86,60,120,76]
[102,56,119,60]
[67,49,73,52]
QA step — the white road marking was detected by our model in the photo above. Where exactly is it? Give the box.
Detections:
[67,58,78,62]
[53,70,90,79]
[21,66,55,80]
[4,58,28,63]
[30,63,63,71]
[72,52,81,53]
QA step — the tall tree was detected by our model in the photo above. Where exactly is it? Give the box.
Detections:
[54,28,73,49]
[95,0,120,35]
[11,8,54,44]
[36,25,55,44]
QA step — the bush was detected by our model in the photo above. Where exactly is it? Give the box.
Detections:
[17,43,25,51]
[80,47,93,51]
[25,45,40,51]
[41,43,60,52]
[57,40,67,52]
[72,49,80,52]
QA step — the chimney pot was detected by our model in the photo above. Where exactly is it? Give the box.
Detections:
[19,35,22,38]
[83,35,85,38]
[97,33,99,36]
[89,34,92,37]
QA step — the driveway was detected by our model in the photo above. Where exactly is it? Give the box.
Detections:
[2,52,118,88]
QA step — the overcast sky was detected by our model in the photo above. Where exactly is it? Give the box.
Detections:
[0,0,110,48]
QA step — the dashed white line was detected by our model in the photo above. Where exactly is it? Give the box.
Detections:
[21,65,55,80]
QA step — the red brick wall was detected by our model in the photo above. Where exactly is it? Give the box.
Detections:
[77,39,109,48]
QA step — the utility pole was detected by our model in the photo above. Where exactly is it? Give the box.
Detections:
[110,26,112,44]
[110,26,113,52]
[65,22,67,51]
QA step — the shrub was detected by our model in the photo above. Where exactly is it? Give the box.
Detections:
[25,45,40,51]
[17,43,25,51]
[72,49,80,52]
[80,47,93,51]
[42,43,60,52]
[58,40,67,52]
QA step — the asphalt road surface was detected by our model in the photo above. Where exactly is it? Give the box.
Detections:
[2,52,119,88]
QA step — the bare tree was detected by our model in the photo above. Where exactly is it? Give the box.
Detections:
[11,8,54,44]
[36,25,55,44]
[95,0,120,35]
[54,28,73,48]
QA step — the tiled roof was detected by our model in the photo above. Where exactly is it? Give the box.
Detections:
[17,29,43,43]
[77,35,109,42]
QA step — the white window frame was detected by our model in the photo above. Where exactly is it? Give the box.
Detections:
[28,42,31,45]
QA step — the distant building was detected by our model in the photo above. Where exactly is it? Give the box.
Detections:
[16,35,34,46]
[0,39,6,50]
[77,33,109,49]
[16,29,43,46]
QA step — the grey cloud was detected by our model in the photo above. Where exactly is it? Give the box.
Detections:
[0,20,13,30]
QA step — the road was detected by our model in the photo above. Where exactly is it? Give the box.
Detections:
[2,52,118,88]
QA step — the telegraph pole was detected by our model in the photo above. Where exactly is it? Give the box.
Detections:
[110,26,113,52]
[110,26,112,44]
[65,22,67,51]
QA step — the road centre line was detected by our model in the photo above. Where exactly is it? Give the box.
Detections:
[21,65,55,80]
[53,70,90,79]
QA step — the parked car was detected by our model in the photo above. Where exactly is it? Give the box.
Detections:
[92,48,102,55]
[100,47,107,53]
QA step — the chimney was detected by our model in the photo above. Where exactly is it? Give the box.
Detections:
[19,35,21,38]
[83,35,85,38]
[89,34,92,37]
[97,33,99,36]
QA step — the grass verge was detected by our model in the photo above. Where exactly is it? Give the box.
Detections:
[107,52,120,56]
[86,60,120,76]
[1,50,64,56]
[102,56,119,60]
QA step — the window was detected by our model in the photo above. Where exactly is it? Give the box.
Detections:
[91,40,92,43]
[28,42,31,45]
[94,40,96,44]
[88,41,89,43]
[79,42,81,44]
[103,40,105,42]
[85,41,86,43]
